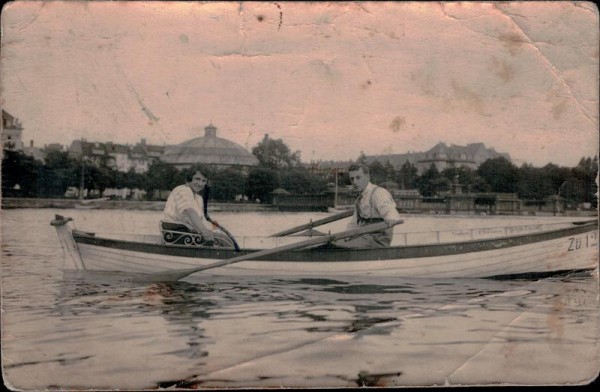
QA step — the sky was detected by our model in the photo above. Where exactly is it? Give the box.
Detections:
[1,1,598,167]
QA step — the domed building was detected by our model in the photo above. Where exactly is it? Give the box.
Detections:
[161,124,259,171]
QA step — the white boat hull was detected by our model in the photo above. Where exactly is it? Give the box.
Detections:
[58,220,599,279]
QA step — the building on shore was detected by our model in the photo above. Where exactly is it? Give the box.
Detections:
[1,111,50,162]
[68,138,165,173]
[364,151,426,170]
[416,142,510,173]
[365,142,510,174]
[304,160,355,175]
[160,124,259,171]
[1,110,24,151]
[128,139,165,173]
[22,140,46,161]
[310,142,510,179]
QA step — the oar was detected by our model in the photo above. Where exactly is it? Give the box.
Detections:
[207,217,240,251]
[147,220,403,282]
[203,185,240,251]
[271,209,354,237]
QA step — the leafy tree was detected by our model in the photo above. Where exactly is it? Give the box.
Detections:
[35,165,71,198]
[477,157,519,193]
[280,168,328,194]
[210,168,247,201]
[540,163,571,195]
[383,161,396,181]
[1,150,42,197]
[144,161,182,200]
[431,177,451,194]
[368,159,387,185]
[469,176,491,193]
[45,150,75,170]
[560,179,586,205]
[416,163,440,197]
[517,164,542,200]
[246,167,280,203]
[252,137,301,170]
[33,151,78,197]
[440,166,486,193]
[571,156,598,207]
[72,159,117,197]
[397,161,418,190]
[356,152,368,165]
[116,168,146,190]
[338,170,350,188]
[112,169,146,199]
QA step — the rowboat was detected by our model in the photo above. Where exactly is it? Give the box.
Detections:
[50,215,598,279]
[50,214,598,279]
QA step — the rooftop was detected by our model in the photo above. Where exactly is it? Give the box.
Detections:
[160,124,259,167]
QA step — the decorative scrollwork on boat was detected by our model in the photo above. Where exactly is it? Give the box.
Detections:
[162,229,204,246]
[161,227,235,249]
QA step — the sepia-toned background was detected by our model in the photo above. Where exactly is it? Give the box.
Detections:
[1,1,598,166]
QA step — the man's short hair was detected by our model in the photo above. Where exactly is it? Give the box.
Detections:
[184,165,208,182]
[348,163,370,174]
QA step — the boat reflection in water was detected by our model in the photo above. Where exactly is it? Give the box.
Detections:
[52,270,218,388]
[51,268,598,388]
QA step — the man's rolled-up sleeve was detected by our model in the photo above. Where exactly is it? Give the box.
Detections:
[373,189,401,221]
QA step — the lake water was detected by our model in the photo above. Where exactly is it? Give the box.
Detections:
[1,209,598,389]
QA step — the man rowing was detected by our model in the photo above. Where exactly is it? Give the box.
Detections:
[336,164,402,248]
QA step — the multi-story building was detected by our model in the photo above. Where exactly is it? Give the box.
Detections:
[364,151,426,169]
[68,139,166,173]
[129,139,165,173]
[365,142,510,174]
[1,110,24,151]
[416,142,510,173]
[44,143,65,153]
[304,159,355,176]
[22,140,45,161]
[69,140,108,166]
[104,142,131,172]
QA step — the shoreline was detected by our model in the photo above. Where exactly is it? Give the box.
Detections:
[0,197,277,212]
[1,197,597,217]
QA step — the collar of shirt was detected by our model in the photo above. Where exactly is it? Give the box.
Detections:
[356,182,376,216]
[359,182,376,200]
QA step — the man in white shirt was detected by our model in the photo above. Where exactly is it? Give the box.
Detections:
[161,168,215,244]
[337,164,402,248]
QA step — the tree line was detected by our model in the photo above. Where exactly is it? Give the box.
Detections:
[0,138,328,203]
[363,154,597,208]
[1,137,597,208]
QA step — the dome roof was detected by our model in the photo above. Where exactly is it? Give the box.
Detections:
[161,124,259,167]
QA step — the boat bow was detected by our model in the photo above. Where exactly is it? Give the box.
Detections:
[51,215,85,270]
